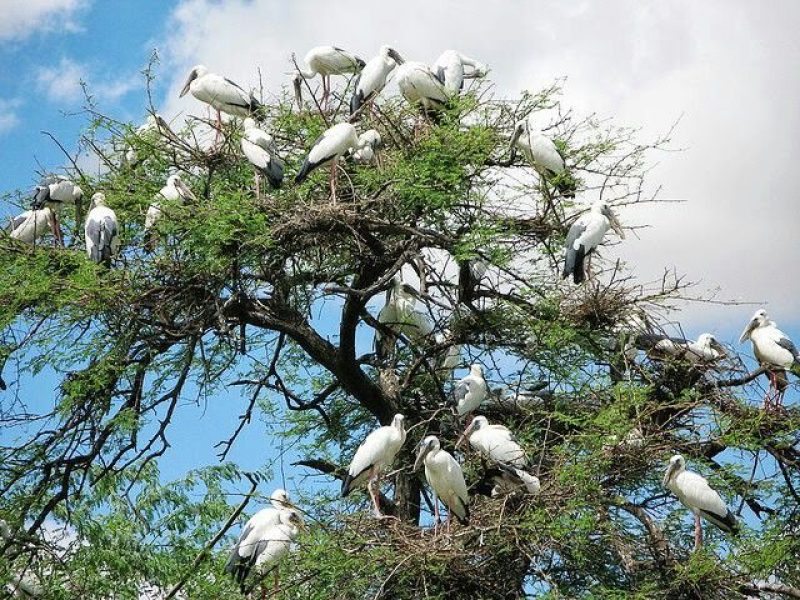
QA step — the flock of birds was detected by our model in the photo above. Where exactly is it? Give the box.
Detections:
[3,42,798,595]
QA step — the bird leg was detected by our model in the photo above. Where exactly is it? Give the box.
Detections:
[273,568,280,595]
[764,371,776,411]
[367,477,384,518]
[329,160,339,204]
[693,513,703,551]
[50,213,63,247]
[213,109,223,148]
[253,170,261,200]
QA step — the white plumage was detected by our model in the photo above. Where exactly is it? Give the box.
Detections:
[294,122,359,202]
[432,50,488,96]
[341,414,406,518]
[510,119,565,174]
[414,436,469,525]
[435,331,462,377]
[489,464,541,497]
[31,176,84,245]
[663,454,738,548]
[241,118,284,190]
[144,174,196,251]
[294,46,364,108]
[225,489,300,591]
[462,415,527,467]
[652,333,727,364]
[376,280,433,355]
[84,193,119,265]
[352,129,382,164]
[452,364,488,416]
[350,46,403,115]
[394,59,448,113]
[7,208,56,244]
[179,65,259,118]
[562,200,624,284]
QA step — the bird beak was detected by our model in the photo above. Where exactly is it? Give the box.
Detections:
[176,180,198,203]
[608,210,625,239]
[387,48,405,65]
[413,443,430,471]
[179,70,196,98]
[455,421,476,450]
[509,126,523,153]
[662,462,676,487]
[293,74,303,109]
[711,339,727,357]
[739,319,757,344]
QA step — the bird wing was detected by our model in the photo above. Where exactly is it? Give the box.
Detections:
[676,471,730,521]
[530,134,564,173]
[562,218,586,277]
[7,212,30,233]
[242,137,273,171]
[452,379,470,405]
[774,331,800,361]
[197,74,253,110]
[348,425,395,478]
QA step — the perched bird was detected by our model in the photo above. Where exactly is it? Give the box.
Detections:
[7,208,56,245]
[350,45,403,116]
[31,176,84,246]
[650,333,727,364]
[432,50,488,96]
[562,200,624,284]
[457,258,487,306]
[295,122,359,203]
[123,113,167,167]
[452,364,488,416]
[84,193,119,265]
[341,414,406,518]
[414,435,469,528]
[509,119,575,197]
[351,129,382,164]
[663,454,739,550]
[144,174,197,252]
[434,331,462,378]
[225,489,298,592]
[375,279,433,358]
[293,46,365,110]
[459,415,528,467]
[393,54,449,116]
[179,65,260,137]
[241,118,284,195]
[739,309,800,410]
[487,463,541,497]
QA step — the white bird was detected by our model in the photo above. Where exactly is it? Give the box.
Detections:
[351,129,382,164]
[84,193,119,265]
[739,309,800,410]
[179,65,260,137]
[225,488,298,590]
[293,46,365,110]
[241,117,284,196]
[375,279,433,359]
[459,415,528,467]
[432,50,488,96]
[452,364,488,416]
[294,122,359,203]
[488,463,541,497]
[562,200,624,284]
[7,208,56,245]
[663,454,739,550]
[510,119,575,198]
[458,258,487,306]
[414,435,469,527]
[144,174,197,252]
[435,331,462,378]
[393,55,449,115]
[651,333,727,364]
[341,414,406,518]
[123,113,167,166]
[30,176,84,246]
[350,46,403,116]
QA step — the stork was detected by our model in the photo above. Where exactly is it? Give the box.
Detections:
[31,176,84,246]
[562,200,624,284]
[7,208,56,245]
[350,46,404,117]
[510,118,575,198]
[392,53,448,119]
[295,122,359,203]
[241,118,284,197]
[375,279,433,359]
[84,193,119,266]
[293,46,365,110]
[145,174,197,252]
[432,50,488,96]
[651,333,727,364]
[458,415,528,467]
[341,414,406,518]
[739,309,800,410]
[414,435,469,530]
[663,454,739,551]
[452,364,488,416]
[351,129,382,164]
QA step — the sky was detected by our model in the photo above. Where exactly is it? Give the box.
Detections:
[1,0,798,502]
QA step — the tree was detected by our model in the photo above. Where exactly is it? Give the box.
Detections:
[1,65,798,600]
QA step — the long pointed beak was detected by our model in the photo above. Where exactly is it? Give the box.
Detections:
[712,340,727,357]
[662,463,676,487]
[509,127,522,151]
[413,445,429,471]
[739,320,757,344]
[176,180,197,203]
[179,73,194,98]
[387,49,405,65]
[609,213,625,239]
[456,422,475,450]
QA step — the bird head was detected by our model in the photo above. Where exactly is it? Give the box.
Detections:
[180,65,207,97]
[391,413,405,430]
[594,200,625,239]
[739,309,769,343]
[662,454,685,487]
[270,488,293,511]
[414,435,439,471]
[456,415,487,449]
[383,47,405,65]
[509,120,528,148]
[470,364,483,378]
[697,333,727,357]
[90,192,107,209]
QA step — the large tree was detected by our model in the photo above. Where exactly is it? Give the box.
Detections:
[1,69,798,600]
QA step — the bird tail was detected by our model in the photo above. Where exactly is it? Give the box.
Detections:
[572,245,586,284]
[99,223,113,266]
[350,86,365,117]
[265,160,284,189]
[454,498,470,525]
[249,96,264,118]
[706,508,739,535]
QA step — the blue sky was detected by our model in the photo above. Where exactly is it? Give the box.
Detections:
[1,0,798,532]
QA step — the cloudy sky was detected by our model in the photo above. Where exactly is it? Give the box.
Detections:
[1,1,798,417]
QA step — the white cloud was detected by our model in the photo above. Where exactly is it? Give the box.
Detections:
[0,99,22,135]
[0,0,87,42]
[35,57,137,105]
[155,0,800,334]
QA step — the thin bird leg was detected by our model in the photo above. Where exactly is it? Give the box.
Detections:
[253,170,261,200]
[765,371,776,411]
[273,568,280,595]
[693,513,703,551]
[324,76,330,112]
[329,160,339,204]
[432,496,441,536]
[50,213,62,247]
[367,477,383,518]
[214,109,223,147]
